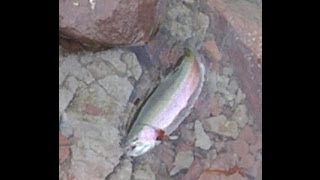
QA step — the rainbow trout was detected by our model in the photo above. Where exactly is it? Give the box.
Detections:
[125,49,205,157]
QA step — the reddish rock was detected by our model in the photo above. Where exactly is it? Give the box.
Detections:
[206,0,262,59]
[60,165,75,180]
[229,139,249,159]
[256,162,262,180]
[155,175,168,180]
[158,46,185,72]
[59,165,69,180]
[59,146,70,164]
[238,126,257,145]
[176,141,194,152]
[181,158,205,180]
[180,125,196,143]
[210,153,238,170]
[198,163,248,180]
[59,133,70,164]
[145,28,185,73]
[59,0,166,48]
[221,104,233,118]
[239,153,255,169]
[203,0,262,129]
[60,37,86,52]
[250,133,262,154]
[209,95,222,117]
[59,133,70,146]
[155,144,175,170]
[198,171,247,180]
[84,103,103,116]
[201,45,220,74]
[246,159,262,180]
[190,90,218,122]
[197,171,213,180]
[204,39,222,62]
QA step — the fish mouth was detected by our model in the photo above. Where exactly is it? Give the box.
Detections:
[125,138,156,157]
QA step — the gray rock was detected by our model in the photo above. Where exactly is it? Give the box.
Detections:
[218,95,227,106]
[99,49,127,74]
[183,0,194,3]
[108,159,132,180]
[59,49,142,180]
[67,112,123,180]
[217,75,230,92]
[185,122,194,129]
[59,165,68,180]
[194,120,212,150]
[60,121,74,139]
[235,88,246,105]
[98,75,133,107]
[207,70,218,94]
[133,164,155,180]
[207,149,217,160]
[59,88,74,114]
[60,113,74,138]
[215,141,226,153]
[169,21,193,42]
[232,105,249,128]
[121,51,142,80]
[69,82,125,127]
[224,90,236,102]
[79,52,95,65]
[195,12,210,42]
[167,4,193,25]
[141,153,167,177]
[228,79,239,95]
[170,150,194,176]
[59,67,68,86]
[65,76,79,93]
[61,69,136,178]
[203,115,239,139]
[222,67,234,77]
[87,60,114,79]
[180,125,195,143]
[228,99,235,108]
[216,75,239,102]
[60,54,95,84]
[165,4,209,43]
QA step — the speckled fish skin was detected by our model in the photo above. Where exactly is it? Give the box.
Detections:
[126,49,205,157]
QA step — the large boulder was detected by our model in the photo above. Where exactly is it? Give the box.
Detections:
[59,0,165,48]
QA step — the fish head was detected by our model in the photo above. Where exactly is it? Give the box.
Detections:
[125,127,158,157]
[125,137,156,157]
